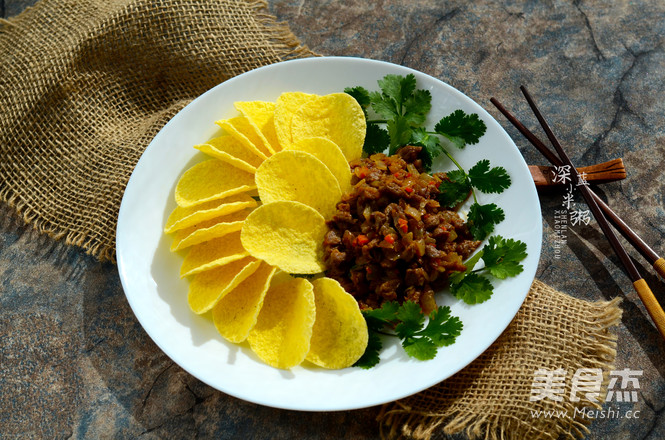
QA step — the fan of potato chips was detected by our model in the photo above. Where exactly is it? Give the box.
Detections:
[163,91,368,370]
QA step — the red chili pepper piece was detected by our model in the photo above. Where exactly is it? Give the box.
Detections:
[384,234,395,244]
[404,186,413,193]
[398,218,408,233]
[356,166,369,179]
[356,234,370,246]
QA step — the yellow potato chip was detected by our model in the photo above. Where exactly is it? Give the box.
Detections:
[241,201,327,274]
[180,232,249,278]
[273,91,319,149]
[170,210,249,251]
[247,275,315,369]
[212,262,277,343]
[187,257,261,314]
[290,92,366,161]
[164,193,257,233]
[194,135,265,173]
[175,159,256,208]
[255,150,341,220]
[216,116,272,159]
[234,101,281,152]
[285,137,352,195]
[306,277,369,369]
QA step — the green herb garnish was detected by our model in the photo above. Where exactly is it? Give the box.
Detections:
[449,235,528,305]
[354,301,463,369]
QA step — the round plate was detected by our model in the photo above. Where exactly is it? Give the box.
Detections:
[116,56,542,411]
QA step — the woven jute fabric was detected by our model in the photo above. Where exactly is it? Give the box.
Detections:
[0,2,622,440]
[379,280,622,440]
[0,0,315,262]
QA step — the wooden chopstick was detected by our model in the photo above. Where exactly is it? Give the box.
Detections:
[490,96,665,278]
[529,159,626,188]
[515,85,665,340]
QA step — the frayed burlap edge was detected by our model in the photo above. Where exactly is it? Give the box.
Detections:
[0,0,318,263]
[377,280,623,440]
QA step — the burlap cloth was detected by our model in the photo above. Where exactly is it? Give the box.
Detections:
[0,1,622,439]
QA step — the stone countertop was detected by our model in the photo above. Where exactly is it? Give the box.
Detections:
[2,0,664,438]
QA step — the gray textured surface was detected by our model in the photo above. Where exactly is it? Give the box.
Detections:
[2,0,665,438]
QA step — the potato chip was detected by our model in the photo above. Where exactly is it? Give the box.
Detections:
[273,91,319,149]
[175,159,256,208]
[180,232,249,278]
[241,201,327,274]
[234,101,280,152]
[187,257,261,314]
[216,116,272,159]
[212,262,277,343]
[285,137,352,194]
[164,193,257,233]
[306,277,369,369]
[290,92,366,161]
[247,275,315,369]
[254,150,341,220]
[170,210,248,251]
[194,135,265,173]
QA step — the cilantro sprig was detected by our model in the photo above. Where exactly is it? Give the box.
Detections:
[354,302,463,369]
[346,74,510,240]
[449,235,528,305]
[439,159,511,240]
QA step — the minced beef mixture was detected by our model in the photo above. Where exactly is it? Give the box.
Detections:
[323,146,480,314]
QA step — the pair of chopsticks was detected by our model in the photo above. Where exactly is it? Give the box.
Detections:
[490,87,665,340]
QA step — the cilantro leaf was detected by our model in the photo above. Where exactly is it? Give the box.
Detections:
[481,235,528,279]
[410,127,442,152]
[394,301,425,340]
[398,303,463,361]
[419,306,463,347]
[468,160,511,194]
[368,74,432,155]
[353,328,383,369]
[403,338,438,360]
[344,86,371,115]
[410,127,442,171]
[355,301,463,366]
[467,202,505,240]
[378,74,417,109]
[451,273,494,304]
[403,89,432,125]
[434,109,487,147]
[354,302,400,369]
[448,237,527,307]
[364,123,390,155]
[363,301,400,322]
[438,169,471,208]
[387,117,413,153]
[370,90,398,120]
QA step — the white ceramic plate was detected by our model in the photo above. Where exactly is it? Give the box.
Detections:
[116,57,542,412]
